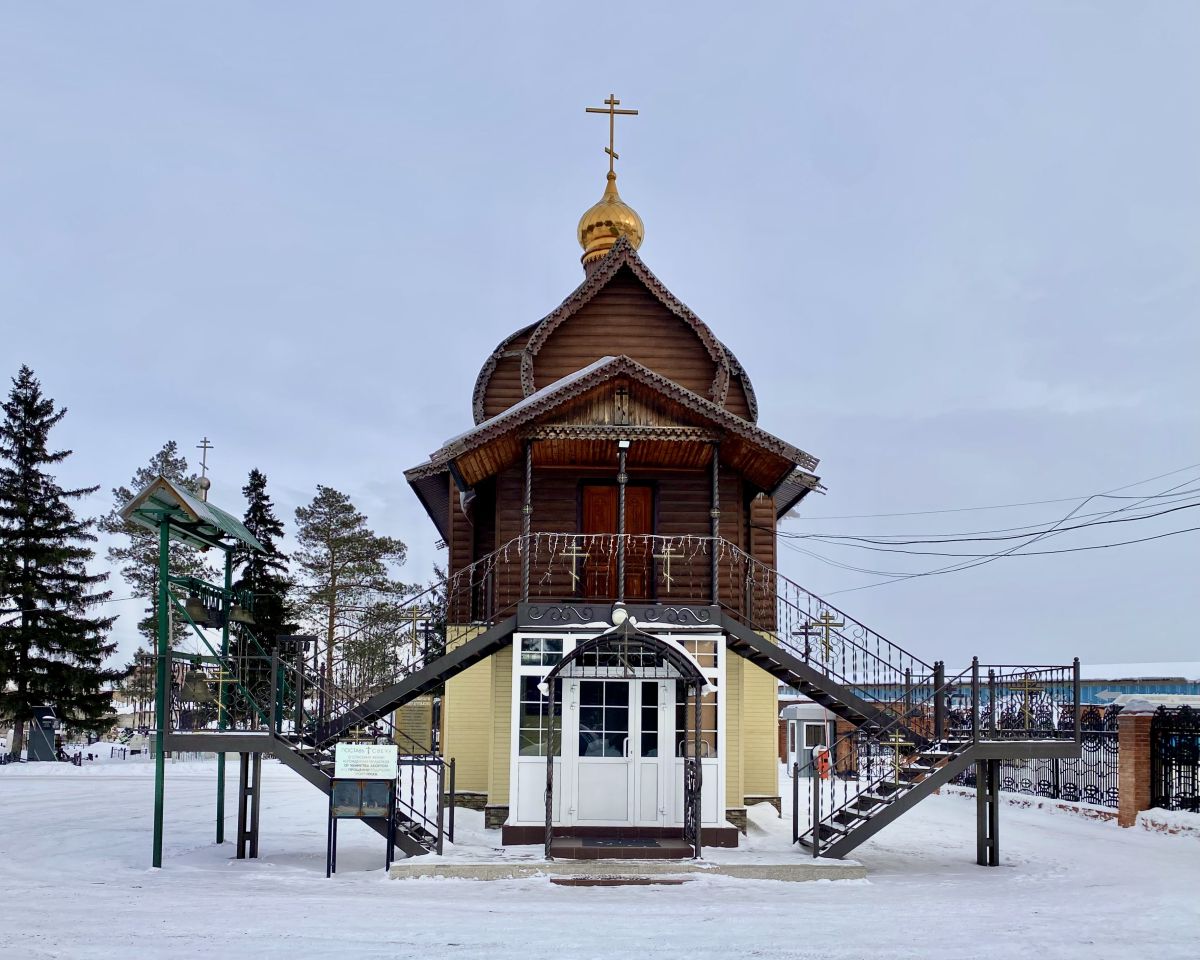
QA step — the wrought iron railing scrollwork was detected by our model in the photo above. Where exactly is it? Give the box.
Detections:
[1151,704,1200,813]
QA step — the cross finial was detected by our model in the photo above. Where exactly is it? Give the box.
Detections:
[196,437,214,501]
[586,94,639,176]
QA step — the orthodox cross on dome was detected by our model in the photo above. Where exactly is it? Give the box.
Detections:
[586,94,639,176]
[196,436,214,502]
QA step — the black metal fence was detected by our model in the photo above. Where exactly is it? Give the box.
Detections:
[1151,705,1200,813]
[952,704,1121,809]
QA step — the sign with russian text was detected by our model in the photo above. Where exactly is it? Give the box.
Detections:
[333,742,398,780]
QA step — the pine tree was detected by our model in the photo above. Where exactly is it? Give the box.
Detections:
[97,442,208,648]
[0,366,120,756]
[294,486,408,712]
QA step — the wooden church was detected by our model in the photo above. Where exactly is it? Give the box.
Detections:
[153,97,1079,867]
[402,97,822,851]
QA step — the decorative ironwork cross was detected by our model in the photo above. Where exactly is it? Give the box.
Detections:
[791,623,821,662]
[562,538,589,590]
[210,667,239,721]
[814,611,845,662]
[1012,673,1045,730]
[881,730,913,783]
[585,94,639,175]
[401,607,424,655]
[653,543,681,593]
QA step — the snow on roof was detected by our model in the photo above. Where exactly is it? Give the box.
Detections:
[1079,662,1200,682]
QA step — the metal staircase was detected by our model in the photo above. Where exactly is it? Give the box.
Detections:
[163,590,454,859]
[162,535,1081,863]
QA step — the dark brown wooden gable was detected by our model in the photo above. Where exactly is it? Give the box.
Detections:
[528,265,722,404]
[724,375,753,420]
[476,326,535,423]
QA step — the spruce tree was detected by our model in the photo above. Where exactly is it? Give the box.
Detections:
[0,366,119,756]
[97,442,208,648]
[228,469,294,722]
[231,469,293,642]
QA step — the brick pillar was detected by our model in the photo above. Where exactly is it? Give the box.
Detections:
[1117,702,1156,828]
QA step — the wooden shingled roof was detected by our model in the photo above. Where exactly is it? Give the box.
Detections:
[407,354,819,506]
[471,237,759,425]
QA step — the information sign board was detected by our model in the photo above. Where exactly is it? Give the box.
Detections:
[333,742,398,780]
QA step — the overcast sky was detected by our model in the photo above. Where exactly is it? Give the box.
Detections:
[3,3,1197,671]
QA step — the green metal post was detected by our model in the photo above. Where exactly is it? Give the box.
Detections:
[216,550,232,843]
[152,518,170,868]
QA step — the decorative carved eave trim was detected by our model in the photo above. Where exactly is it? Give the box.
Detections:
[471,320,538,425]
[404,460,450,483]
[408,354,818,482]
[518,237,731,406]
[527,423,719,443]
[719,341,759,423]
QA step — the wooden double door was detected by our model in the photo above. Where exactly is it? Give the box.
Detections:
[581,484,653,601]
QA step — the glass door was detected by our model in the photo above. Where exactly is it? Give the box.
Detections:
[571,679,634,823]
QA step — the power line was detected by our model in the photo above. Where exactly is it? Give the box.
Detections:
[799,499,1200,547]
[788,461,1200,521]
[816,473,1199,596]
[775,488,1200,541]
[778,523,1200,576]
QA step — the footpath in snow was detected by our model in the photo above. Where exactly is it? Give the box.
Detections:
[1,758,1197,960]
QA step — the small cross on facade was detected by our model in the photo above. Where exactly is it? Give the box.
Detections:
[653,542,681,593]
[562,537,589,591]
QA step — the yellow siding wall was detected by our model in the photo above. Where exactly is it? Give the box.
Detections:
[489,646,513,806]
[442,627,492,794]
[724,655,744,808]
[741,661,781,798]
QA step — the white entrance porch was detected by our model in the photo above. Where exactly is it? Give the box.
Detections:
[508,627,724,842]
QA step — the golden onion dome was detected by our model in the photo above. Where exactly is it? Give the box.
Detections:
[577,171,644,265]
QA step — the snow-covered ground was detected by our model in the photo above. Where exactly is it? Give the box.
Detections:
[1,759,1197,959]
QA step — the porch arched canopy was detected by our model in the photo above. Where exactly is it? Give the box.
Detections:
[538,617,709,859]
[538,618,710,693]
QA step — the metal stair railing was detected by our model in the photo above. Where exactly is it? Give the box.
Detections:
[794,658,1082,857]
[714,541,936,734]
[162,600,455,856]
[270,653,456,855]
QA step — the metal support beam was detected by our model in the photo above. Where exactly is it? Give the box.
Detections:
[521,441,532,602]
[152,518,170,868]
[976,759,1000,866]
[216,550,232,844]
[237,751,262,859]
[617,446,627,602]
[709,442,720,605]
[933,660,945,742]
